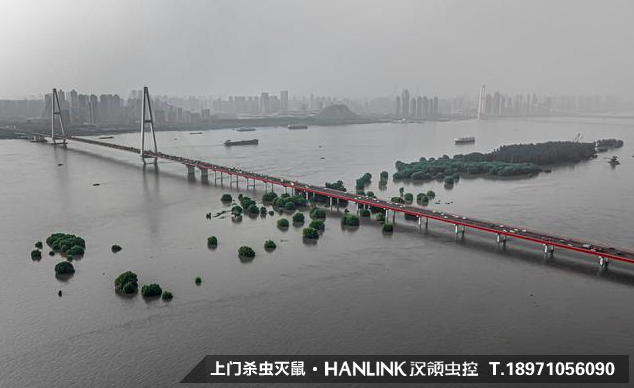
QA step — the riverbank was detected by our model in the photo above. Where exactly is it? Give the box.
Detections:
[0,115,473,140]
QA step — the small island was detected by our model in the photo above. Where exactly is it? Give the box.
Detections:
[195,276,202,285]
[141,283,162,298]
[31,249,42,260]
[341,214,360,227]
[302,227,319,240]
[55,261,75,276]
[111,244,122,253]
[114,271,138,294]
[207,236,218,247]
[277,218,289,229]
[46,233,86,259]
[264,240,277,250]
[309,220,325,231]
[393,141,603,182]
[221,193,233,203]
[382,223,394,233]
[292,212,305,223]
[161,291,173,300]
[238,246,256,259]
[310,207,326,219]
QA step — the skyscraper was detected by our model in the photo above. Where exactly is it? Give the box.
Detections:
[401,89,410,116]
[280,90,289,111]
[260,92,269,115]
[416,96,423,118]
[395,96,401,116]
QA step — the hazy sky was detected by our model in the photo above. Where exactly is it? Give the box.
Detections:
[1,0,633,99]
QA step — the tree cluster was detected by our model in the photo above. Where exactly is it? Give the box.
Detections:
[46,233,86,258]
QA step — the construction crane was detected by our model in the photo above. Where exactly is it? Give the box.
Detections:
[572,133,583,142]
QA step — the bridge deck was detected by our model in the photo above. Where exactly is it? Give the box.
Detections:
[42,134,634,266]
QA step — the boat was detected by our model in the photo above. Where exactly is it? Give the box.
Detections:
[98,135,114,139]
[287,124,308,130]
[189,131,203,134]
[224,139,258,146]
[237,127,256,132]
[454,136,475,144]
[607,156,620,166]
[29,135,47,143]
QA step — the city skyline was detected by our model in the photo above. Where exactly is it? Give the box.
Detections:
[1,0,634,99]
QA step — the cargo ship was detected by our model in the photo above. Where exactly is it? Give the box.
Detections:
[224,139,258,146]
[454,136,475,144]
[237,127,256,132]
[287,124,308,130]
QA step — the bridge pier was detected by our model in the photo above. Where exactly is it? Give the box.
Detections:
[598,256,609,268]
[455,224,465,237]
[186,165,195,177]
[543,244,554,257]
[496,233,507,246]
[246,178,255,189]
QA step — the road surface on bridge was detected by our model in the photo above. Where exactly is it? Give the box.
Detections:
[40,133,634,267]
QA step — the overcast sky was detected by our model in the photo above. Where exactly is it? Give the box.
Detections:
[1,0,633,99]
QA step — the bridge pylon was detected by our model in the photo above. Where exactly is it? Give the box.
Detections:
[140,86,158,164]
[51,88,66,145]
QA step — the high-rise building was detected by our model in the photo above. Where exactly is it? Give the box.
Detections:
[401,89,410,116]
[414,96,423,118]
[260,92,270,115]
[395,96,401,116]
[280,90,289,111]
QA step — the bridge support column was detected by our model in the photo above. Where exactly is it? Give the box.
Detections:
[186,165,195,177]
[598,256,609,268]
[455,224,465,237]
[496,233,507,246]
[543,244,554,256]
[392,211,396,224]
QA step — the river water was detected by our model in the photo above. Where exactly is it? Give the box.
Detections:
[1,117,633,387]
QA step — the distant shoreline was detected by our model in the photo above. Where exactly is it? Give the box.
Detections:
[0,115,472,140]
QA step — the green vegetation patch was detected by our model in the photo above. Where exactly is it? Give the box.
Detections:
[46,233,86,258]
[264,240,277,250]
[341,214,360,227]
[114,271,138,293]
[141,283,162,297]
[309,220,325,231]
[277,218,289,228]
[302,227,319,240]
[55,261,75,275]
[238,246,256,258]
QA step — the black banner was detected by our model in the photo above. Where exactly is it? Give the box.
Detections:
[181,355,628,384]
